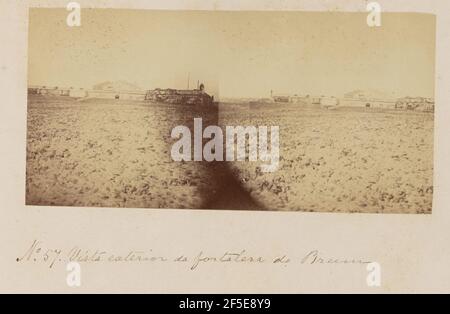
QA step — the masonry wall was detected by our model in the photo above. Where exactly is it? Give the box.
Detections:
[339,98,396,109]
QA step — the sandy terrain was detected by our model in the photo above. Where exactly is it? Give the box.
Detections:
[26,95,216,209]
[26,96,433,213]
[219,103,434,214]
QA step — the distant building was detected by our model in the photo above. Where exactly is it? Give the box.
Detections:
[308,97,319,105]
[340,89,397,109]
[69,88,88,98]
[28,86,71,96]
[396,97,434,112]
[145,83,214,105]
[27,81,213,105]
[27,86,40,95]
[339,98,396,109]
[272,95,290,103]
[289,95,308,104]
[271,93,313,105]
[320,96,339,108]
[340,90,434,111]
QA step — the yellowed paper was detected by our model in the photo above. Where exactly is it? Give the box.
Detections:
[0,0,449,293]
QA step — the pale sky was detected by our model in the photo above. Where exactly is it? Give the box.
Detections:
[28,9,436,99]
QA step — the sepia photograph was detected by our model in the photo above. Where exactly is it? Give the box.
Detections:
[26,8,435,214]
[3,0,450,296]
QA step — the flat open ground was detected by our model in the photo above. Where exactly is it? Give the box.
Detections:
[26,95,434,213]
[219,103,434,214]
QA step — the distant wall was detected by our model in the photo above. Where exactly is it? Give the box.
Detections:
[339,98,396,109]
[69,89,87,98]
[339,98,434,112]
[79,90,146,100]
[28,86,146,100]
[395,98,434,112]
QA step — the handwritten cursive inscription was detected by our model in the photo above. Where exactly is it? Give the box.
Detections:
[16,240,372,270]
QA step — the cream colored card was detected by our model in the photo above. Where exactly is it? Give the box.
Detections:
[0,0,449,293]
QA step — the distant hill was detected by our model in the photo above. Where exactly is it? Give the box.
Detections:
[344,89,396,100]
[92,81,142,91]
